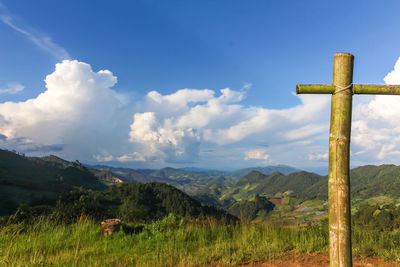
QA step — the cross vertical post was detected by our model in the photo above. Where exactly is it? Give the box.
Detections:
[329,53,353,267]
[297,52,400,266]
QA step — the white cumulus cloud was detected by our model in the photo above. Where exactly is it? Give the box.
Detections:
[11,56,400,169]
[0,60,129,160]
[351,56,400,164]
[128,88,331,167]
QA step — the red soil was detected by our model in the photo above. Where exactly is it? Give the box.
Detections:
[268,198,285,205]
[237,254,399,267]
[293,206,305,212]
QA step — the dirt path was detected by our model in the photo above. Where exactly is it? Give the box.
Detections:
[238,254,399,267]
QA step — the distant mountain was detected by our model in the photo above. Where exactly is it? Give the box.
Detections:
[231,165,301,179]
[89,165,303,194]
[89,165,237,194]
[141,167,237,194]
[91,165,170,184]
[179,167,231,177]
[213,170,322,205]
[194,164,400,209]
[0,149,109,215]
[181,165,302,179]
[301,164,400,200]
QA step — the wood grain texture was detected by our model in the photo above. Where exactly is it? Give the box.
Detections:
[328,53,353,267]
[296,84,400,95]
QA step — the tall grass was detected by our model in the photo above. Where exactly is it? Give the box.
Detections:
[0,215,398,266]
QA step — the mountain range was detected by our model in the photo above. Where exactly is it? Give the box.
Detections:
[0,149,301,216]
[193,165,400,209]
[2,148,400,222]
[90,164,301,194]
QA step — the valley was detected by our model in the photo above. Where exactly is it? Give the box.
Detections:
[1,149,400,265]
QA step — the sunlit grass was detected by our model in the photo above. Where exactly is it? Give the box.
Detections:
[0,215,399,266]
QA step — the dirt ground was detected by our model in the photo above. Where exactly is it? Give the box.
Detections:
[238,254,400,267]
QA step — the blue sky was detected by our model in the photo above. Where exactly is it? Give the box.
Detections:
[1,1,400,173]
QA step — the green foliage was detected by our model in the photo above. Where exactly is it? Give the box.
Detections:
[353,203,400,231]
[196,165,400,209]
[0,149,108,215]
[0,218,328,266]
[227,195,275,221]
[4,182,236,225]
[302,164,400,200]
[198,170,323,206]
[1,217,399,266]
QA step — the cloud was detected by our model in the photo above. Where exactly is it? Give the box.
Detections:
[0,60,128,160]
[128,88,330,166]
[383,57,400,84]
[349,56,400,164]
[308,152,328,161]
[129,112,201,163]
[0,82,24,94]
[202,94,330,145]
[0,57,375,169]
[0,4,69,60]
[0,135,63,153]
[117,153,146,163]
[244,149,269,161]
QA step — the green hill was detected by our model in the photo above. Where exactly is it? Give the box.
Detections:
[217,170,323,204]
[301,164,400,200]
[148,167,237,189]
[91,165,302,195]
[9,182,237,224]
[227,194,275,221]
[194,165,400,216]
[94,166,237,194]
[0,149,109,215]
[230,165,301,179]
[192,183,230,206]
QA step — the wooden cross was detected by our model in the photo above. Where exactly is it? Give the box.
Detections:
[297,52,400,267]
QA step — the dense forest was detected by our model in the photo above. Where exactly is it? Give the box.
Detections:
[6,182,237,225]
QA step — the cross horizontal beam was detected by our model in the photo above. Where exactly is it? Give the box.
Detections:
[296,84,400,95]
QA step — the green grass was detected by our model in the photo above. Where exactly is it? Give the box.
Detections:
[0,215,399,266]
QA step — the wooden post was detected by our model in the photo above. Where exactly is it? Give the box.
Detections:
[296,53,400,267]
[329,53,353,267]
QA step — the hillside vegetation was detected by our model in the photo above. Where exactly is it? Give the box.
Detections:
[2,150,400,265]
[301,164,400,200]
[193,170,323,206]
[0,149,109,215]
[93,165,302,194]
[195,165,400,206]
[9,182,235,224]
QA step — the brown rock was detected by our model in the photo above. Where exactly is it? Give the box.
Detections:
[101,219,122,236]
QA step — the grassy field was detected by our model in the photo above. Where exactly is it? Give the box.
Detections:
[1,215,400,266]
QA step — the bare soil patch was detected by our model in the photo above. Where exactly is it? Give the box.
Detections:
[268,198,285,205]
[238,254,399,267]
